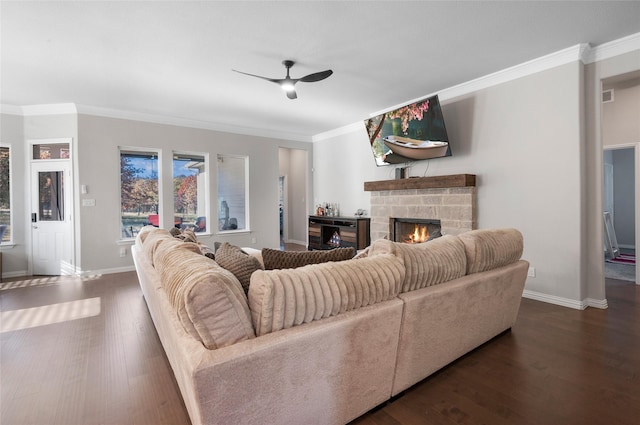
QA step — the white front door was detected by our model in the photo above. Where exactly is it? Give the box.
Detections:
[31,161,72,275]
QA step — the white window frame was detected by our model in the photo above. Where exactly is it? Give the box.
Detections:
[0,144,13,245]
[217,154,250,234]
[172,150,210,235]
[119,147,162,240]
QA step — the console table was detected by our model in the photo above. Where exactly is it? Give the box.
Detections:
[308,216,370,251]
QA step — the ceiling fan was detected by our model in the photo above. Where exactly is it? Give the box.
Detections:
[233,60,333,100]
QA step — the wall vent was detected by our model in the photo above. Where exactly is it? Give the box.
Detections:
[602,89,614,103]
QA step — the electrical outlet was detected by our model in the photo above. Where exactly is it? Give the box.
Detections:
[527,266,536,277]
[251,237,257,244]
[119,247,126,257]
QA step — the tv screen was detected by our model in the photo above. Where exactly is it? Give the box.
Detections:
[363,94,450,166]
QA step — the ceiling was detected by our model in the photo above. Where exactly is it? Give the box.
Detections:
[2,1,640,141]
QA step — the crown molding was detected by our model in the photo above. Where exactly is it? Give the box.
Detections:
[584,31,640,64]
[75,104,312,142]
[0,104,24,115]
[370,44,589,118]
[330,33,639,140]
[22,103,77,115]
[439,43,589,102]
[3,32,638,142]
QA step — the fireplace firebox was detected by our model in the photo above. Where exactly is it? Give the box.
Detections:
[389,218,442,244]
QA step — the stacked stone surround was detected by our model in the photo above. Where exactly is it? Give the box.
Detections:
[369,187,477,241]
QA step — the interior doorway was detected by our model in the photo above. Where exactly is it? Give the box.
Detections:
[603,146,637,284]
[278,147,309,249]
[279,175,287,248]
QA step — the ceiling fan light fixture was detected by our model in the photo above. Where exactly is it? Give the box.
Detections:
[281,82,295,92]
[233,59,332,100]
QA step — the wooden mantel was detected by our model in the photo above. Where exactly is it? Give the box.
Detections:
[364,174,476,191]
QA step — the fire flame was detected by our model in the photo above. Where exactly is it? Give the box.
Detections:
[404,224,429,244]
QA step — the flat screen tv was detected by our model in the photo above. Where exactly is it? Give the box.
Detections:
[363,94,450,166]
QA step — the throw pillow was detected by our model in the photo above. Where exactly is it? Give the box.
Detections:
[261,247,355,270]
[199,244,215,260]
[215,242,264,294]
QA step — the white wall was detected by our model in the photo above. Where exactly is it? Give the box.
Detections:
[314,62,587,305]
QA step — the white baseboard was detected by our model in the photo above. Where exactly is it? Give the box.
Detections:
[1,270,29,279]
[0,266,135,281]
[522,290,608,310]
[285,239,307,247]
[76,265,136,277]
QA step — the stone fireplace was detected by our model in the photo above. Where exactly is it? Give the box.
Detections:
[364,174,476,242]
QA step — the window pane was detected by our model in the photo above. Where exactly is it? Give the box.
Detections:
[0,147,10,243]
[217,155,247,231]
[39,171,64,221]
[173,153,206,232]
[120,150,159,238]
[32,143,70,160]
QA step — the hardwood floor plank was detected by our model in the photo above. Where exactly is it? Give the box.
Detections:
[1,272,638,425]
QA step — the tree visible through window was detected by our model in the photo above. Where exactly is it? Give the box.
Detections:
[173,153,207,232]
[0,146,10,243]
[120,150,159,238]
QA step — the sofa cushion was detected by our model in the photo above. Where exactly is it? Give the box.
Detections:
[141,228,174,266]
[248,253,405,336]
[215,242,264,294]
[262,247,355,270]
[154,241,255,349]
[458,228,523,274]
[368,235,467,293]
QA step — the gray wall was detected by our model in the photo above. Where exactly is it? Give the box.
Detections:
[0,112,78,277]
[0,113,26,276]
[585,49,640,303]
[75,114,312,273]
[314,61,585,304]
[1,111,312,275]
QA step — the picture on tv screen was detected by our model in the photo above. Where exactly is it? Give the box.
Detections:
[363,94,450,166]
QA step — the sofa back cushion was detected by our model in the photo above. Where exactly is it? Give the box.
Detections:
[261,247,355,270]
[141,228,174,266]
[153,239,255,349]
[368,235,467,293]
[458,228,523,274]
[248,253,405,336]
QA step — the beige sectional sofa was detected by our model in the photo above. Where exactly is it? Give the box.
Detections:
[132,227,528,425]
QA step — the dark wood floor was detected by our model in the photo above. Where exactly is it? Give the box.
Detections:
[1,272,638,425]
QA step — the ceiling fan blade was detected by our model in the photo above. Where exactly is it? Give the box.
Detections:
[232,69,280,84]
[299,69,333,83]
[286,89,298,100]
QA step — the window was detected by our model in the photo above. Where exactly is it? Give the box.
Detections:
[0,146,11,243]
[120,149,159,238]
[32,142,70,160]
[217,154,248,232]
[173,152,208,232]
